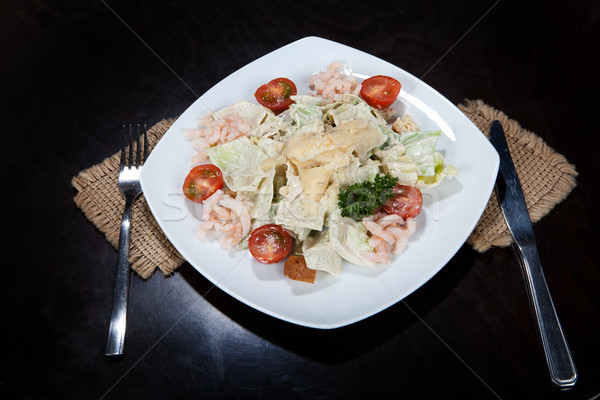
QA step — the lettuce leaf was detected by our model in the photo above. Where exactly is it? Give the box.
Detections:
[334,157,382,188]
[303,231,342,276]
[375,144,418,184]
[327,210,374,267]
[282,225,312,242]
[324,95,384,126]
[359,159,381,183]
[416,151,459,187]
[290,95,323,106]
[212,100,273,127]
[237,169,275,218]
[207,137,268,191]
[275,165,329,231]
[289,103,323,128]
[398,130,442,176]
[257,136,284,158]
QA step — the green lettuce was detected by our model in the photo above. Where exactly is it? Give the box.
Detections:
[375,144,418,184]
[416,151,459,187]
[212,100,273,127]
[302,231,342,276]
[290,95,323,106]
[327,210,374,267]
[207,136,268,191]
[275,166,329,231]
[359,159,381,183]
[237,169,275,218]
[335,157,382,188]
[256,136,284,158]
[397,130,442,176]
[325,95,383,126]
[282,225,312,242]
[289,103,323,128]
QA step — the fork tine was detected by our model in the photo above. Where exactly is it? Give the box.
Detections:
[128,124,134,167]
[136,124,142,167]
[143,123,148,164]
[120,125,127,169]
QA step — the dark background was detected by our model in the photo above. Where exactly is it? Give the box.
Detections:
[1,0,599,399]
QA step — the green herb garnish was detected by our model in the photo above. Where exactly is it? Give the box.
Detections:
[338,173,398,221]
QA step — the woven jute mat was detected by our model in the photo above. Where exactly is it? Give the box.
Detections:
[72,100,577,279]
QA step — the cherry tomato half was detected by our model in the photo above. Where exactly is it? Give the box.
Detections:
[254,77,297,114]
[248,224,293,264]
[360,75,401,109]
[182,164,223,204]
[383,185,423,219]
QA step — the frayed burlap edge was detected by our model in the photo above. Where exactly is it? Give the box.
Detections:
[459,99,578,252]
[72,119,184,279]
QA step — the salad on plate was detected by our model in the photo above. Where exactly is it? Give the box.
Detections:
[181,62,457,284]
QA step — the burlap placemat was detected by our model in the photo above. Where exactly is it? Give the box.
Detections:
[72,119,184,279]
[72,100,577,278]
[459,99,577,251]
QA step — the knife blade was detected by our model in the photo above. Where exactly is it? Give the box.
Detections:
[490,120,577,389]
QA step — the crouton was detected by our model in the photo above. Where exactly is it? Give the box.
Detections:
[392,115,419,133]
[284,255,316,284]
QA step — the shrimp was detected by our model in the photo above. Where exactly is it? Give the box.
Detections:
[405,218,417,235]
[196,111,214,126]
[220,197,251,237]
[363,219,395,244]
[392,235,408,255]
[191,152,208,164]
[183,128,202,139]
[221,226,243,249]
[361,212,418,263]
[327,61,341,73]
[368,236,391,264]
[184,111,254,164]
[200,189,222,217]
[309,62,362,102]
[190,138,210,163]
[213,206,231,221]
[385,226,406,242]
[204,124,222,145]
[192,137,209,151]
[215,222,238,232]
[227,115,251,139]
[362,236,391,264]
[196,190,251,249]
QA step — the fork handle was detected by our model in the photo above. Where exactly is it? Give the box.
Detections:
[105,197,134,358]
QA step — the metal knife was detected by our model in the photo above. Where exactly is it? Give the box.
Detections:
[489,120,577,389]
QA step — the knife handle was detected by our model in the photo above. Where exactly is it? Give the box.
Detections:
[514,242,578,389]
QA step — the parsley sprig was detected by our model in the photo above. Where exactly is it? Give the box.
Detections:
[338,174,398,221]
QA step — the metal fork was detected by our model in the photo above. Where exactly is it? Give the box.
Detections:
[105,124,148,359]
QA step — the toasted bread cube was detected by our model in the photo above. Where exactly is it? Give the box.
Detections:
[392,115,419,133]
[284,255,316,284]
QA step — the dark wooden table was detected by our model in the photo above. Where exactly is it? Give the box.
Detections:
[1,1,599,399]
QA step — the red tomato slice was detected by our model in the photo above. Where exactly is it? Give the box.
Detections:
[360,75,401,109]
[248,224,293,264]
[383,185,423,219]
[182,164,223,204]
[254,77,297,114]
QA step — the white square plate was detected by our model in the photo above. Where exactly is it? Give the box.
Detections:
[140,36,499,329]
